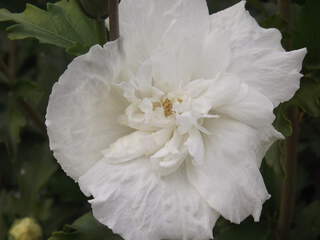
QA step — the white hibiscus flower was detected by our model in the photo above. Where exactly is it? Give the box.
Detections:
[46,0,306,239]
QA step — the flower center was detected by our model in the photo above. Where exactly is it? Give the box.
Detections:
[119,83,218,135]
[152,98,180,118]
[162,98,174,117]
[114,82,221,175]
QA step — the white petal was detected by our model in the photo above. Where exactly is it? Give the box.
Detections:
[176,112,198,134]
[185,128,205,165]
[188,74,275,129]
[130,60,153,95]
[187,117,281,224]
[79,158,219,240]
[46,41,129,180]
[150,130,187,176]
[119,0,209,91]
[210,1,306,106]
[103,129,172,163]
[151,130,183,158]
[150,42,200,92]
[195,25,231,79]
[189,74,241,114]
[151,151,188,177]
[215,81,276,128]
[119,0,209,66]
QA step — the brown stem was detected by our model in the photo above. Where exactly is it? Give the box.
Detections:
[277,108,300,240]
[276,0,300,239]
[108,0,119,41]
[278,0,291,25]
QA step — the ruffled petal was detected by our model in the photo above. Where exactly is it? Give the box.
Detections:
[46,41,130,180]
[209,1,306,107]
[214,81,276,128]
[103,129,172,163]
[185,128,205,165]
[187,117,281,224]
[188,74,241,114]
[188,74,276,129]
[79,158,219,240]
[194,23,231,79]
[150,130,187,176]
[119,0,209,65]
[119,0,210,91]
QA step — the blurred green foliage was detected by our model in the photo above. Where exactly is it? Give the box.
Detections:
[49,213,122,240]
[0,0,103,55]
[0,0,319,240]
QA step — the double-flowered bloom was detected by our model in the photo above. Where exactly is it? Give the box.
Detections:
[46,0,306,239]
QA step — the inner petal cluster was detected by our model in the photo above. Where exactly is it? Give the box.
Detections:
[106,81,217,175]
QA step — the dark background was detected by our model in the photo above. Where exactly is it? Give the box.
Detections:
[0,0,319,239]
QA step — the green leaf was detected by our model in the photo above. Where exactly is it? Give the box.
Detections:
[78,0,109,19]
[0,0,102,55]
[293,77,320,117]
[49,212,123,240]
[265,141,285,176]
[273,103,292,137]
[260,160,282,213]
[47,170,86,203]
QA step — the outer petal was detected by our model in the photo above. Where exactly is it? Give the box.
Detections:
[209,1,306,107]
[119,0,210,91]
[46,41,130,180]
[79,158,219,240]
[187,118,281,224]
[189,74,276,129]
[119,0,209,65]
[214,81,276,128]
[194,23,231,79]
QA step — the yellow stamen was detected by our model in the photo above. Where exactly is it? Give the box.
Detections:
[162,98,174,117]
